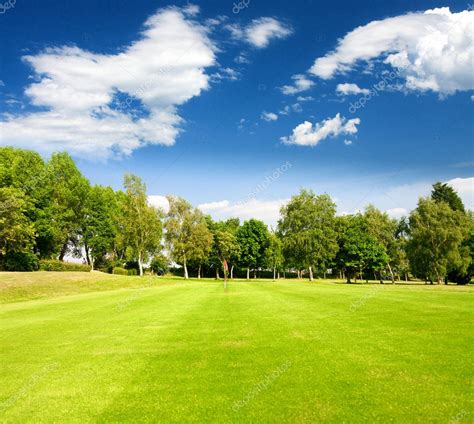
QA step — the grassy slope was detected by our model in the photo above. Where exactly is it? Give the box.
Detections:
[0,273,472,423]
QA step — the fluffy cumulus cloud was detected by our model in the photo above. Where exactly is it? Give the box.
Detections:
[226,17,292,48]
[310,7,474,95]
[280,74,314,95]
[281,113,361,146]
[261,111,278,122]
[336,83,370,96]
[148,195,170,213]
[198,198,288,225]
[0,6,216,159]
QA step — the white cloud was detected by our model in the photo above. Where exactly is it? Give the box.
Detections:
[296,95,314,102]
[344,139,353,145]
[447,177,474,209]
[280,74,314,95]
[198,200,230,211]
[226,17,292,48]
[281,113,361,146]
[212,67,239,82]
[336,83,370,96]
[309,7,474,95]
[234,53,250,64]
[198,198,288,225]
[0,7,216,159]
[385,207,408,219]
[148,195,170,213]
[261,111,278,122]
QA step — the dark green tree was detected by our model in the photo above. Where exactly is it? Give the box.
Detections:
[236,219,269,279]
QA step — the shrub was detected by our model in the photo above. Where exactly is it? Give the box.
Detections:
[0,252,39,271]
[127,269,138,276]
[39,259,91,272]
[150,254,168,275]
[112,267,129,275]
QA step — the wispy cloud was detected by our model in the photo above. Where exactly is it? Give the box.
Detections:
[226,17,292,48]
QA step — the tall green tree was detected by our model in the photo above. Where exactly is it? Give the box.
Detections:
[363,205,397,281]
[120,174,163,276]
[0,187,35,257]
[214,230,240,286]
[278,189,338,281]
[236,219,269,279]
[45,152,90,260]
[264,232,284,280]
[82,185,117,270]
[335,214,389,283]
[165,196,213,279]
[431,182,465,212]
[407,197,470,284]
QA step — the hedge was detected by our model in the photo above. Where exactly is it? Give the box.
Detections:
[112,267,137,276]
[39,259,91,272]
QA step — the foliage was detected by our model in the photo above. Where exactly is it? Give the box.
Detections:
[112,267,136,276]
[431,182,465,212]
[407,198,470,283]
[45,152,90,259]
[278,189,338,280]
[150,253,169,275]
[1,252,39,271]
[1,147,471,285]
[39,259,91,272]
[0,187,35,256]
[335,214,389,282]
[118,174,163,276]
[165,196,213,279]
[236,219,269,275]
[264,232,284,279]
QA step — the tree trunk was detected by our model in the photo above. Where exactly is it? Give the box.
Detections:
[230,265,234,279]
[183,257,188,280]
[387,263,395,283]
[216,268,220,279]
[309,266,314,281]
[138,253,143,277]
[59,239,69,261]
[277,271,280,279]
[84,244,91,266]
[273,267,276,281]
[254,269,257,279]
[246,267,250,280]
[198,264,201,279]
[346,274,351,284]
[405,273,408,282]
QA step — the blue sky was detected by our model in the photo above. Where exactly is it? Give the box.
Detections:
[1,0,473,223]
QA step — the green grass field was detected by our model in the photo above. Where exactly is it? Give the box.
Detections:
[0,272,472,423]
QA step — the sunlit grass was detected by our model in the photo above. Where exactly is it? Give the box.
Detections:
[0,273,472,422]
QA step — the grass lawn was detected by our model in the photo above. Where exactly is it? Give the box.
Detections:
[0,272,472,423]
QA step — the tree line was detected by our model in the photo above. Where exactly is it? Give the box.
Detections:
[1,147,472,284]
